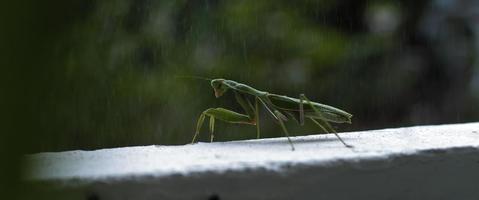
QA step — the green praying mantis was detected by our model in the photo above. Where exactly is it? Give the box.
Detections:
[191,78,353,150]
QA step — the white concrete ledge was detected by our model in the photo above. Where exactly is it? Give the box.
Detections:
[26,123,479,200]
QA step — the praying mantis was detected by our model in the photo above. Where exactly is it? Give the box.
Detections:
[191,78,353,150]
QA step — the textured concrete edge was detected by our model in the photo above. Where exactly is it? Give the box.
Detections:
[27,145,479,188]
[25,145,479,200]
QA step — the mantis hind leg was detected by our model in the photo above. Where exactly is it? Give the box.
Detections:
[300,94,353,148]
[299,94,305,126]
[309,117,352,148]
[255,97,260,139]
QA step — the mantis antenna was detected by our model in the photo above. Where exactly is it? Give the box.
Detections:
[174,75,212,81]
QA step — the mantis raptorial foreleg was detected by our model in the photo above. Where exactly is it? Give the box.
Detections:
[191,108,256,143]
[234,92,256,120]
[234,92,263,139]
[192,113,206,143]
[299,94,353,148]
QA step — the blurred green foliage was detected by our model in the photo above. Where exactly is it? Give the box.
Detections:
[6,0,479,153]
[2,0,479,198]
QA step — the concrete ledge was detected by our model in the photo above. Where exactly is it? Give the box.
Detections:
[26,123,479,200]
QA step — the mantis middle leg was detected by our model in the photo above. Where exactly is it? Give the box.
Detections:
[259,97,295,150]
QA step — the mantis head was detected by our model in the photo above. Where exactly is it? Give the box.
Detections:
[211,79,229,98]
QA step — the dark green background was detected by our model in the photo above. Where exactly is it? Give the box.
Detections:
[1,0,478,198]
